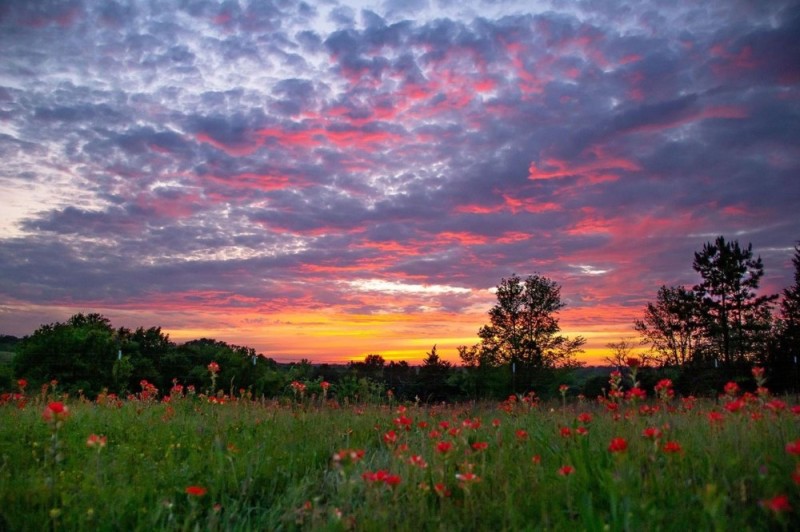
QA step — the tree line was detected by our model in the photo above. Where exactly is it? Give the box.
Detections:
[2,236,798,401]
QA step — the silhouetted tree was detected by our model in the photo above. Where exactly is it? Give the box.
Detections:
[604,338,647,368]
[417,345,454,401]
[456,344,508,399]
[779,243,800,356]
[477,274,584,369]
[692,237,776,366]
[763,243,800,390]
[635,285,703,366]
[385,360,414,399]
[469,274,584,392]
[348,354,386,382]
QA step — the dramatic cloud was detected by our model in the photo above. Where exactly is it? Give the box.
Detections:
[1,0,798,363]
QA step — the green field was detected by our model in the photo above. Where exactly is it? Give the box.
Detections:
[1,379,798,531]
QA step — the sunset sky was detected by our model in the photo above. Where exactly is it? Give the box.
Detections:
[1,0,798,365]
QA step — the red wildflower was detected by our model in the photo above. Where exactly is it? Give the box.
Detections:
[409,455,428,468]
[332,448,365,465]
[723,381,739,397]
[557,465,575,476]
[785,439,800,455]
[383,430,398,445]
[456,471,480,484]
[576,426,589,436]
[707,411,725,426]
[42,401,69,422]
[47,401,65,414]
[290,380,306,394]
[662,441,683,454]
[531,454,541,465]
[462,418,482,430]
[724,399,746,413]
[654,379,675,401]
[86,434,107,448]
[393,416,413,430]
[384,474,402,488]
[608,437,628,453]
[471,441,489,452]
[434,482,451,497]
[642,427,662,440]
[681,396,696,411]
[639,404,658,416]
[17,379,27,390]
[626,387,647,401]
[185,486,207,497]
[654,378,673,391]
[765,399,786,412]
[559,427,572,438]
[760,494,791,514]
[577,412,592,424]
[752,366,766,386]
[207,361,220,374]
[515,429,528,440]
[436,441,453,454]
[362,470,400,487]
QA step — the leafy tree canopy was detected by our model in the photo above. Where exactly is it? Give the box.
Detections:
[474,273,585,370]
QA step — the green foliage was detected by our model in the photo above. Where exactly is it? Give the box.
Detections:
[10,315,280,400]
[1,380,798,530]
[13,313,117,397]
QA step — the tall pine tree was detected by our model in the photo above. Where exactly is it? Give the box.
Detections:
[692,236,776,366]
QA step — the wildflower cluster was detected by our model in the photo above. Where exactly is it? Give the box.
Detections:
[2,361,798,529]
[131,380,159,402]
[290,380,307,399]
[362,470,401,488]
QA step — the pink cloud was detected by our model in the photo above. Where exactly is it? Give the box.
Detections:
[501,194,561,214]
[529,148,641,183]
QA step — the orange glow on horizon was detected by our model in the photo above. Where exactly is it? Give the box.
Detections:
[11,299,642,368]
[161,307,638,367]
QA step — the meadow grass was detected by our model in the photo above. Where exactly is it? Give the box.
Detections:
[0,384,798,531]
